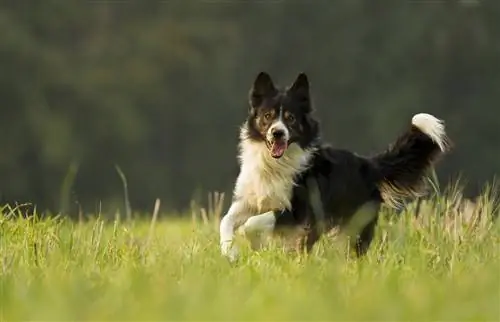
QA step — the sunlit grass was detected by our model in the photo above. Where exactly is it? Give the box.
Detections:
[1,187,499,321]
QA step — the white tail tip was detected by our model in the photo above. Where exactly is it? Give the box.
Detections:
[411,113,447,151]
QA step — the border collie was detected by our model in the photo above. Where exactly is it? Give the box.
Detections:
[220,72,450,261]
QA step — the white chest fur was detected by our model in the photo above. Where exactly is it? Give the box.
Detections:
[234,137,313,213]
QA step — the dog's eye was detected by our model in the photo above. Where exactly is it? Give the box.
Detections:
[285,114,295,124]
[264,113,272,120]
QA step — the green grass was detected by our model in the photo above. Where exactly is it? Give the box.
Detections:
[1,192,499,321]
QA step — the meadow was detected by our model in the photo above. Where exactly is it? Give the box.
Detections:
[1,187,499,321]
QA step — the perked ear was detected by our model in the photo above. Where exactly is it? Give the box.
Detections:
[289,73,311,112]
[250,72,276,97]
[289,72,309,94]
[248,72,276,109]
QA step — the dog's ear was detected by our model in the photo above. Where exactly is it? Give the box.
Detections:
[290,73,311,112]
[249,72,276,108]
[289,72,309,94]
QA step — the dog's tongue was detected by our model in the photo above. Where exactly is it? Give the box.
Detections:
[271,141,287,158]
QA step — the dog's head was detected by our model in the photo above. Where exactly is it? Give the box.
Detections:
[245,72,318,159]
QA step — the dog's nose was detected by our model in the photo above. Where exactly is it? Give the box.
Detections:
[272,129,285,139]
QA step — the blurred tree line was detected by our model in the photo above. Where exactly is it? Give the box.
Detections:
[0,1,498,217]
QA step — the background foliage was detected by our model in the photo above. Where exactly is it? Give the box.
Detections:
[1,1,498,216]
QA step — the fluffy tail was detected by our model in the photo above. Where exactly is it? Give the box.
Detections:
[372,113,451,207]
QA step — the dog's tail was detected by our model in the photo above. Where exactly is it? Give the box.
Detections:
[371,113,451,207]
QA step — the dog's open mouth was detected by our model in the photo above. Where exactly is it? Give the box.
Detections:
[268,140,288,159]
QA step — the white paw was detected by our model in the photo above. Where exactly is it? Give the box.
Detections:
[221,240,239,262]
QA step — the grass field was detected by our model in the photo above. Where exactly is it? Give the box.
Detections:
[1,189,499,321]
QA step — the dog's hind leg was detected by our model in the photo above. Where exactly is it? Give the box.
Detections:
[354,217,378,257]
[341,201,380,257]
[295,226,320,255]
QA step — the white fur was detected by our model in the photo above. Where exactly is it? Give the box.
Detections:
[235,128,313,212]
[411,113,447,151]
[219,126,314,261]
[238,211,276,234]
[237,211,276,251]
[220,202,246,261]
[267,119,290,143]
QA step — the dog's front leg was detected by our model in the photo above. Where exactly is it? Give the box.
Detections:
[238,210,277,250]
[220,201,248,262]
[239,211,276,237]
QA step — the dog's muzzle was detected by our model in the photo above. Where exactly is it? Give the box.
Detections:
[267,122,289,159]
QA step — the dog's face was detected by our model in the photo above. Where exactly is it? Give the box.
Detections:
[246,72,317,159]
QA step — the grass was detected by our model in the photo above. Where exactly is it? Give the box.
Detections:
[1,188,499,321]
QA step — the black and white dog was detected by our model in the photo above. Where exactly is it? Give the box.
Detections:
[220,72,450,261]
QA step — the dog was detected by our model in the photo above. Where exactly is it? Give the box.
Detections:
[219,72,450,261]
